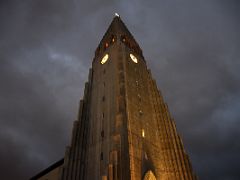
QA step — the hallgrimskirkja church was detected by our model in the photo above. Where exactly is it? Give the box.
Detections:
[31,15,197,180]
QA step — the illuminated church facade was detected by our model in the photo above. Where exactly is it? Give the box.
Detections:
[31,15,197,180]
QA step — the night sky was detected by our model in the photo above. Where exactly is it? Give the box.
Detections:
[1,0,240,179]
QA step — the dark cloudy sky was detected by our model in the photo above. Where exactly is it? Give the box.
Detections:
[0,0,240,179]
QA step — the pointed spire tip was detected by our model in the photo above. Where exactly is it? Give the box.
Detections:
[115,13,120,17]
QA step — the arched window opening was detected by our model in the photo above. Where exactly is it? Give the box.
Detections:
[110,35,115,43]
[143,170,156,180]
[120,35,126,43]
[105,42,109,48]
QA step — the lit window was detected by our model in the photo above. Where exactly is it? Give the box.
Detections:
[121,35,126,42]
[142,129,145,138]
[105,43,109,48]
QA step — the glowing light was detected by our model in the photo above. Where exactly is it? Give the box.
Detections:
[115,13,120,17]
[142,129,145,138]
[101,54,109,64]
[130,53,138,63]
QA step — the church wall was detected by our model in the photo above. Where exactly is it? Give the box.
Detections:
[37,165,62,180]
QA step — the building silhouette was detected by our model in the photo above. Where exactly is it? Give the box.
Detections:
[31,15,197,180]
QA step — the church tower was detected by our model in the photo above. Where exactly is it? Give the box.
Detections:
[60,15,197,180]
[31,15,197,180]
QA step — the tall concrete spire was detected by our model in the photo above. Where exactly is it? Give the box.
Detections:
[31,16,197,180]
